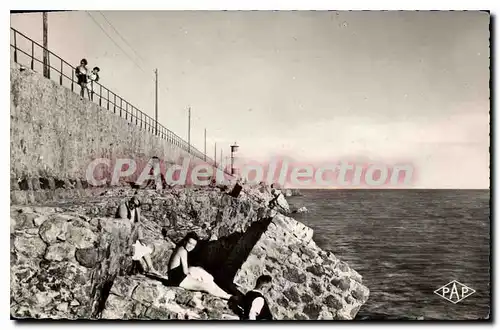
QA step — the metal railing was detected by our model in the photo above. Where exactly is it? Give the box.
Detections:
[11,27,231,175]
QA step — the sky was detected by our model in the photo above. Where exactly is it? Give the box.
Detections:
[10,11,490,188]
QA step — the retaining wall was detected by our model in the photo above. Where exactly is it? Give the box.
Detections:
[10,63,220,203]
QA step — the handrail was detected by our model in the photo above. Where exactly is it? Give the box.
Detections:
[10,27,232,175]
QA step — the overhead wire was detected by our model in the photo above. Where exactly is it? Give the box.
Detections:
[97,11,148,65]
[93,11,173,107]
[85,11,147,74]
[85,11,202,152]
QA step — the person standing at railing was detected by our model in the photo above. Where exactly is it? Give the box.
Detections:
[75,58,89,99]
[88,66,100,101]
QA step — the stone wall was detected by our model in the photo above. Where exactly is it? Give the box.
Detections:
[10,63,210,195]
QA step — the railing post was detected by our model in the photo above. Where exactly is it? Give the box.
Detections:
[120,98,123,117]
[107,90,110,110]
[31,42,34,70]
[99,85,102,107]
[59,60,63,85]
[71,69,74,92]
[13,31,17,63]
[114,95,116,113]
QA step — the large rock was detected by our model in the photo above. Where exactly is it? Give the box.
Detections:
[38,216,69,244]
[44,242,76,262]
[11,260,93,319]
[233,213,369,320]
[13,234,47,258]
[11,186,369,320]
[10,205,133,319]
[10,186,269,320]
[275,194,291,214]
[101,275,239,320]
[65,220,97,249]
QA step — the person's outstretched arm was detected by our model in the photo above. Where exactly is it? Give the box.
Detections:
[179,248,190,275]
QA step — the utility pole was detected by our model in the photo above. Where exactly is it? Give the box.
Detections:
[154,69,158,135]
[214,142,217,168]
[230,142,239,176]
[42,12,49,78]
[204,128,207,161]
[220,148,223,170]
[188,107,191,153]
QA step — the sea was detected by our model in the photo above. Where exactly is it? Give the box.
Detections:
[287,189,490,320]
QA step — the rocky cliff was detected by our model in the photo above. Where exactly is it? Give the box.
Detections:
[11,185,369,320]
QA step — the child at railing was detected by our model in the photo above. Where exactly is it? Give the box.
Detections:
[88,66,100,101]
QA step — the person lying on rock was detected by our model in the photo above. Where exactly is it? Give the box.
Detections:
[168,232,232,300]
[243,275,274,320]
[116,196,162,277]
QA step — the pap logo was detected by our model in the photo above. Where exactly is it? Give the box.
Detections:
[434,280,476,304]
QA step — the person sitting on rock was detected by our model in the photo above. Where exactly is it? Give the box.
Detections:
[116,196,162,277]
[143,156,167,190]
[243,275,274,320]
[268,189,282,210]
[167,232,232,300]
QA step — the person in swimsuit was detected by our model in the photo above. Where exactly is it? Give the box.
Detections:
[75,58,89,99]
[117,196,162,277]
[168,232,232,299]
